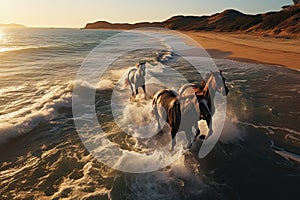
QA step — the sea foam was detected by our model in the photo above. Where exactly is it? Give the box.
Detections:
[0,81,73,144]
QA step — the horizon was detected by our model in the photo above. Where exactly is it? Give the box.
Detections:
[0,0,293,28]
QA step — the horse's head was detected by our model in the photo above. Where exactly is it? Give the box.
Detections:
[138,61,146,76]
[209,70,229,96]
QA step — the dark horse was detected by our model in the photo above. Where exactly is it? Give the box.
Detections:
[190,70,229,139]
[152,71,229,150]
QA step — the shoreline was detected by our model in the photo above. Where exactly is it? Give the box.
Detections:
[183,31,300,71]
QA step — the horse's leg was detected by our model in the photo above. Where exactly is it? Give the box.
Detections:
[153,105,161,130]
[197,103,205,139]
[141,84,146,99]
[206,116,213,138]
[171,127,177,151]
[135,84,139,95]
[195,126,200,138]
[186,129,193,149]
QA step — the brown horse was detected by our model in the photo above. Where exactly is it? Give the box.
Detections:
[152,88,199,150]
[152,71,229,150]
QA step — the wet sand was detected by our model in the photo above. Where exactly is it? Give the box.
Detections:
[184,31,300,70]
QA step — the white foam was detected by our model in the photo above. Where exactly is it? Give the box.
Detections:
[96,79,115,90]
[120,97,158,139]
[219,113,245,144]
[273,149,300,163]
[0,82,73,144]
[128,153,203,200]
[159,49,173,62]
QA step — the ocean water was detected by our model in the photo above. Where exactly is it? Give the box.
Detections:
[0,28,299,199]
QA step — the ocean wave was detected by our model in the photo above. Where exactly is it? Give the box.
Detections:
[237,121,300,136]
[0,45,51,54]
[0,43,89,55]
[0,82,73,144]
[271,140,300,163]
[0,29,252,148]
[157,49,174,62]
[75,79,115,91]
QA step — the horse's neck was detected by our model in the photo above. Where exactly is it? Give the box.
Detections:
[202,85,210,99]
[203,78,216,100]
[137,66,144,76]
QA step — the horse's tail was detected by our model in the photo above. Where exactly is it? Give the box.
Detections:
[124,68,134,88]
[152,95,159,121]
[152,92,158,114]
[152,89,174,122]
[125,68,137,86]
[152,89,166,130]
[170,99,181,139]
[124,77,129,87]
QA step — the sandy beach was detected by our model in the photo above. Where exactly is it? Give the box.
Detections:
[185,31,300,70]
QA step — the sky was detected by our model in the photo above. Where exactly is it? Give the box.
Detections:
[0,0,293,28]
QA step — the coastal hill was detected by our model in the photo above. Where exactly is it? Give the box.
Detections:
[83,21,162,29]
[0,23,26,28]
[84,3,300,36]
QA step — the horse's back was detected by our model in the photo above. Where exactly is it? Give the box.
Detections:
[153,89,178,106]
[128,67,145,87]
[152,89,179,120]
[179,84,199,99]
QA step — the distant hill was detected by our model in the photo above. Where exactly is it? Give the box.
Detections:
[84,4,300,36]
[0,23,26,28]
[84,21,162,29]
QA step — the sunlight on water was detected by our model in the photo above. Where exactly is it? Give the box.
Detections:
[0,48,9,53]
[0,30,7,52]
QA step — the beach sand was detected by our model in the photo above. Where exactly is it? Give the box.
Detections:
[184,31,300,70]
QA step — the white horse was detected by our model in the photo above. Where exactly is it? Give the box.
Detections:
[126,61,146,97]
[152,71,229,150]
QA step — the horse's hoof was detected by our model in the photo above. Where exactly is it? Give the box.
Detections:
[199,135,206,140]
